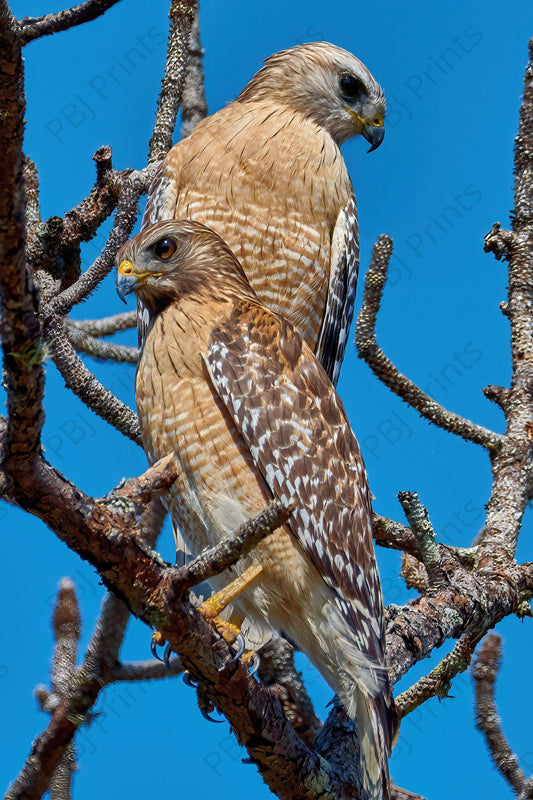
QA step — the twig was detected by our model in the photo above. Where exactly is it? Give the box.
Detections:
[182,499,293,589]
[483,384,511,412]
[101,453,177,515]
[29,147,121,297]
[65,321,137,363]
[111,658,183,682]
[395,635,476,718]
[397,492,446,587]
[49,171,148,316]
[67,311,136,337]
[473,633,527,794]
[24,157,41,233]
[41,307,141,443]
[518,777,533,800]
[180,10,207,138]
[372,513,422,558]
[355,235,502,451]
[148,0,198,164]
[18,0,123,45]
[49,579,80,800]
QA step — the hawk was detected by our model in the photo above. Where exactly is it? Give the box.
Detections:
[116,220,394,800]
[142,41,385,386]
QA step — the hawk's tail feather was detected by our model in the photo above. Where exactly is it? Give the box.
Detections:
[348,685,393,800]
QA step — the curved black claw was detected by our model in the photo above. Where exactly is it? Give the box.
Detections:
[249,652,260,676]
[163,643,173,669]
[200,707,224,724]
[183,671,198,688]
[231,633,246,662]
[151,637,164,663]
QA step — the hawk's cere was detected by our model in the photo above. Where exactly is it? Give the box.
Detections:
[116,220,394,800]
[142,41,385,386]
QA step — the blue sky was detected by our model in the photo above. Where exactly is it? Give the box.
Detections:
[2,1,533,798]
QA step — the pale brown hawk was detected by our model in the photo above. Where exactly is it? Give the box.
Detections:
[116,220,393,800]
[141,41,385,385]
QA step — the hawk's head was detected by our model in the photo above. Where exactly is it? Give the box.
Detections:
[237,41,385,150]
[115,220,254,313]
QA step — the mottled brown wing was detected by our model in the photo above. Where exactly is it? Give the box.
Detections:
[205,299,386,669]
[316,192,359,386]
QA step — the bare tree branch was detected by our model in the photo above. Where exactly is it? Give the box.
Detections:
[101,453,177,514]
[476,37,533,566]
[111,657,183,682]
[67,311,136,337]
[356,235,503,451]
[0,3,45,467]
[41,306,141,444]
[395,635,476,718]
[180,9,207,138]
[182,499,293,589]
[49,579,80,800]
[397,491,447,588]
[30,147,121,299]
[473,633,528,795]
[18,0,123,45]
[24,157,41,233]
[49,171,148,316]
[65,321,138,363]
[148,0,198,164]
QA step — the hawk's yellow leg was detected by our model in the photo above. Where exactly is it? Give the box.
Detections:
[199,563,263,652]
[151,563,263,662]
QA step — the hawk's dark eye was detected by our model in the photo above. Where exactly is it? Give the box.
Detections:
[339,74,364,100]
[153,237,177,260]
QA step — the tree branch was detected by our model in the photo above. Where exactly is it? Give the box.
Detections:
[67,311,136,337]
[182,499,293,589]
[476,38,533,565]
[48,579,80,800]
[0,3,45,467]
[395,635,476,718]
[148,0,198,164]
[41,306,141,443]
[180,9,207,138]
[473,633,527,795]
[397,492,447,588]
[65,321,138,363]
[49,170,148,316]
[356,235,502,451]
[18,0,123,45]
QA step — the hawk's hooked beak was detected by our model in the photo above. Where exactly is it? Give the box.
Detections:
[361,120,385,152]
[348,109,385,152]
[116,260,139,304]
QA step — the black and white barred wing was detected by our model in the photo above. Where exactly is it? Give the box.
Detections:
[316,192,359,387]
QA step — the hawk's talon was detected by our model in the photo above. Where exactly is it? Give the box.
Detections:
[231,632,246,661]
[163,643,173,669]
[183,671,198,688]
[200,707,224,724]
[249,652,261,676]
[151,630,166,662]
